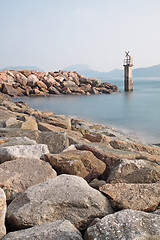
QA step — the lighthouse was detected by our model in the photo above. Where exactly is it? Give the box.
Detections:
[123,51,133,91]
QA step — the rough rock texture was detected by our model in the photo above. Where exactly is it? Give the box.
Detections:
[0,188,6,238]
[84,132,110,143]
[0,70,120,97]
[43,150,106,182]
[84,209,160,240]
[38,122,66,132]
[100,183,160,211]
[2,220,83,240]
[0,144,49,162]
[34,112,71,130]
[0,158,57,202]
[107,159,160,183]
[6,174,113,231]
[4,130,69,154]
[0,93,12,104]
[89,178,106,190]
[5,117,20,127]
[0,136,37,147]
[38,131,69,153]
[20,116,38,131]
[110,139,160,155]
[76,143,160,179]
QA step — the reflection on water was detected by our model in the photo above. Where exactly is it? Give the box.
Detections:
[14,78,160,143]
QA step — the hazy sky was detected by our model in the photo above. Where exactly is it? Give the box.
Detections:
[1,0,160,72]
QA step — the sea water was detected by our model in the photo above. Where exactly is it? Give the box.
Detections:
[14,78,160,144]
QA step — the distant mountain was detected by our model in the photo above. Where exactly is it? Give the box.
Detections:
[133,64,160,78]
[64,64,123,79]
[64,64,160,79]
[0,66,44,71]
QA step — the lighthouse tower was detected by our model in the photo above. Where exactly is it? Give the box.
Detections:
[123,51,133,91]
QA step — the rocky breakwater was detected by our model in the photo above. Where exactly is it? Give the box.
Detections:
[0,69,120,97]
[0,93,159,239]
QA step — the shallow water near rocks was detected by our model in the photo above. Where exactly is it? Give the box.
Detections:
[14,78,160,144]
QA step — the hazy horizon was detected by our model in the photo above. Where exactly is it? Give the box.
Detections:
[1,0,160,72]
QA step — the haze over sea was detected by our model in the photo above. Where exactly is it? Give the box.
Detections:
[15,78,160,144]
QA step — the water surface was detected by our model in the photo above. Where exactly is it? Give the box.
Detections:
[14,78,160,144]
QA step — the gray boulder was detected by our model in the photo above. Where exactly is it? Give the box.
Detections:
[84,209,160,240]
[0,158,57,202]
[100,183,160,211]
[0,136,37,147]
[1,220,83,240]
[107,159,160,183]
[6,174,113,231]
[20,130,69,154]
[0,144,49,163]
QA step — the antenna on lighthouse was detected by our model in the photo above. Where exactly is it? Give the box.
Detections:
[123,51,133,91]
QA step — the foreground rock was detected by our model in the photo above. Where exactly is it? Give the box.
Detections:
[107,159,160,183]
[0,188,6,238]
[0,158,57,202]
[0,144,49,163]
[0,70,120,97]
[6,174,113,231]
[43,150,106,182]
[76,143,160,179]
[84,209,160,240]
[2,220,83,240]
[100,183,160,211]
[0,130,69,154]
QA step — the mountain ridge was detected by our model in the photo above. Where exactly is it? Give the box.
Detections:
[64,64,160,79]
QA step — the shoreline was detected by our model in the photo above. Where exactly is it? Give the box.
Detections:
[0,92,160,238]
[13,94,160,145]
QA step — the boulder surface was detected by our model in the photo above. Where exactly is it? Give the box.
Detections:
[0,158,57,202]
[2,220,83,240]
[6,174,113,231]
[84,209,160,240]
[100,183,160,211]
[43,150,106,182]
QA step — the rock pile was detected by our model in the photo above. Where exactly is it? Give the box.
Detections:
[0,92,159,239]
[0,69,120,97]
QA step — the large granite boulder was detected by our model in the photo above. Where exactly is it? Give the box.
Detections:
[6,174,113,231]
[0,93,12,104]
[15,73,27,86]
[27,74,39,87]
[107,159,160,183]
[84,209,160,240]
[1,220,83,240]
[0,144,49,163]
[20,116,38,131]
[39,131,69,153]
[34,112,71,130]
[83,132,110,143]
[4,117,21,128]
[5,130,69,154]
[2,83,18,97]
[0,136,37,147]
[0,158,57,202]
[100,183,160,211]
[38,122,66,132]
[110,139,160,155]
[0,189,6,238]
[43,150,106,182]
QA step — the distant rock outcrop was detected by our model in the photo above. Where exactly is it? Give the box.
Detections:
[0,69,120,97]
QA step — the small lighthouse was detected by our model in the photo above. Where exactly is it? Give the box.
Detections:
[123,51,133,91]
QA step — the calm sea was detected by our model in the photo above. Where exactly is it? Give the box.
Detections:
[14,78,160,144]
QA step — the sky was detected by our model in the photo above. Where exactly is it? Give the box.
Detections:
[0,0,160,72]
